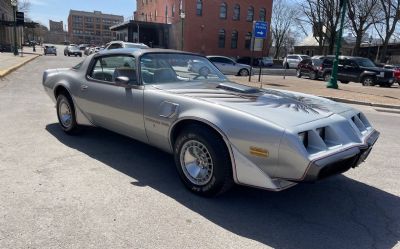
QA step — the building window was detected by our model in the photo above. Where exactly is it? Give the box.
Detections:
[172,4,175,17]
[233,4,240,21]
[245,32,252,49]
[247,6,254,22]
[218,29,225,48]
[231,30,238,49]
[220,3,227,19]
[260,8,266,22]
[196,0,203,16]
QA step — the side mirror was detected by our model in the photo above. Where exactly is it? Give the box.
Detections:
[115,76,131,88]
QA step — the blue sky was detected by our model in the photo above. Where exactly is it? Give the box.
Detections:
[28,0,136,28]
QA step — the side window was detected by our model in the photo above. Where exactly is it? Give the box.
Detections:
[88,56,137,84]
[108,43,122,50]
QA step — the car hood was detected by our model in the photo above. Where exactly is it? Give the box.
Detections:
[153,81,353,127]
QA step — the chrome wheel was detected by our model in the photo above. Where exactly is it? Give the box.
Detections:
[324,74,331,81]
[362,77,374,86]
[180,140,213,186]
[58,100,72,128]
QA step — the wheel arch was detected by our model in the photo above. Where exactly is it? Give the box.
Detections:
[169,117,238,183]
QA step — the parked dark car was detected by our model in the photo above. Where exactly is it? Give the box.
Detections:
[333,57,395,86]
[383,64,400,85]
[297,58,333,80]
[64,45,82,57]
[43,44,57,56]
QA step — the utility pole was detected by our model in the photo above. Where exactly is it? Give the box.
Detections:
[327,0,347,89]
[11,0,19,56]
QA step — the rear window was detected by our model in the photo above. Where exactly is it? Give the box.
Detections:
[312,59,323,66]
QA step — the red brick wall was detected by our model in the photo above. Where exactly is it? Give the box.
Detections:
[136,0,273,57]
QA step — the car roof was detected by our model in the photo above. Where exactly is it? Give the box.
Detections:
[97,48,201,57]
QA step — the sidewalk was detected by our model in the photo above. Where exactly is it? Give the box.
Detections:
[230,75,400,109]
[0,46,41,77]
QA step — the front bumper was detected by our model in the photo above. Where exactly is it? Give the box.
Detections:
[376,77,395,84]
[301,130,379,182]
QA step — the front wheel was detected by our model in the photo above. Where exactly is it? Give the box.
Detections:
[296,69,302,78]
[362,76,375,86]
[239,68,249,76]
[324,73,331,82]
[174,125,233,197]
[56,94,80,135]
[309,71,318,80]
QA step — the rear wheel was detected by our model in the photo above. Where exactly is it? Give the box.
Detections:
[174,125,233,197]
[239,68,249,76]
[56,94,80,135]
[362,76,375,86]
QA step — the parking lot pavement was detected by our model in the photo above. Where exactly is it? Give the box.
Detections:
[0,54,399,249]
[230,75,400,108]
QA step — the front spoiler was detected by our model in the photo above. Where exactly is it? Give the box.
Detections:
[300,130,380,182]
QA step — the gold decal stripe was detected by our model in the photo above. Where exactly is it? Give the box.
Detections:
[249,147,269,158]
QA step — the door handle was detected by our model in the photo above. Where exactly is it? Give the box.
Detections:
[81,85,88,91]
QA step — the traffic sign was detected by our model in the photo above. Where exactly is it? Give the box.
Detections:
[253,21,268,39]
[16,11,24,26]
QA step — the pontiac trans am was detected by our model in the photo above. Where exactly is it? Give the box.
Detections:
[42,49,379,196]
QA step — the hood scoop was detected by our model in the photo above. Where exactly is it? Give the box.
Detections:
[216,83,262,95]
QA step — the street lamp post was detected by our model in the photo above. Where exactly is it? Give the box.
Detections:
[327,0,347,89]
[11,0,19,56]
[180,12,185,51]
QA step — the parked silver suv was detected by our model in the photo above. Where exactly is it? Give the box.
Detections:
[283,54,310,69]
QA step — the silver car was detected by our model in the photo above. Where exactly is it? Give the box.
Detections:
[207,55,252,76]
[42,49,379,196]
[283,54,310,69]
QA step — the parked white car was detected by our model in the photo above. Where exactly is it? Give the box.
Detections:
[207,56,252,76]
[283,54,310,69]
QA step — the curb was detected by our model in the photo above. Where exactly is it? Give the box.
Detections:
[321,96,400,110]
[0,54,41,78]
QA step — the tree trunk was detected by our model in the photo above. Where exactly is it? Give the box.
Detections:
[353,31,363,56]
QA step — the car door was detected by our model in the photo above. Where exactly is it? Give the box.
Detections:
[77,54,147,143]
[221,57,239,74]
[209,57,228,74]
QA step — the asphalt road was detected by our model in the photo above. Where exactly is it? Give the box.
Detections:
[0,47,399,249]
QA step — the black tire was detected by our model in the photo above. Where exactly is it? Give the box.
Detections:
[174,125,233,197]
[238,68,249,76]
[296,69,302,78]
[309,71,318,80]
[362,76,375,86]
[68,53,70,57]
[340,80,350,84]
[79,54,82,57]
[56,94,80,135]
[324,73,331,82]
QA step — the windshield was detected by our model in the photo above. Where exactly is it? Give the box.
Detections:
[140,53,228,84]
[355,58,375,68]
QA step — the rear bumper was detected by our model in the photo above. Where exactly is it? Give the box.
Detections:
[376,77,395,84]
[300,130,379,182]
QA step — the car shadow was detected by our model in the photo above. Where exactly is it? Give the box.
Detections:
[45,123,400,249]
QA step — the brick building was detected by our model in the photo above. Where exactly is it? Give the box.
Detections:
[49,20,63,32]
[133,0,273,57]
[67,10,124,44]
[0,0,23,51]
